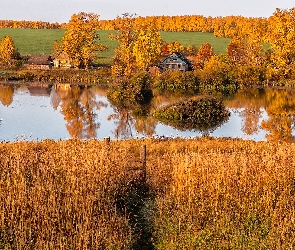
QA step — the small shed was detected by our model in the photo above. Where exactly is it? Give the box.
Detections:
[54,51,72,68]
[160,52,193,72]
[27,55,53,70]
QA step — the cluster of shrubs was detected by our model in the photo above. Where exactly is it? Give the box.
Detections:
[153,69,238,96]
[154,96,230,131]
[107,72,153,107]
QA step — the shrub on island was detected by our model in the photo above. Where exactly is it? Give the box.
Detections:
[154,96,230,131]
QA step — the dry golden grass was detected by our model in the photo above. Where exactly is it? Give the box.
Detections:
[0,137,295,249]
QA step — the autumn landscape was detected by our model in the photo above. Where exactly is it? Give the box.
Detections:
[1,8,295,249]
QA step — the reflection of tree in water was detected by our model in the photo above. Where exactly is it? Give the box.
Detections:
[108,107,135,139]
[240,107,262,135]
[54,85,107,139]
[134,117,157,137]
[0,85,14,107]
[261,89,295,142]
[108,103,157,139]
[133,104,157,137]
[228,88,295,142]
[226,88,265,136]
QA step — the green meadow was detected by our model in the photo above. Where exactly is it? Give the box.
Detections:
[0,28,230,60]
[160,31,231,55]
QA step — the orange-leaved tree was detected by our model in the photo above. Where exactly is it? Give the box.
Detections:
[194,42,215,69]
[132,22,163,71]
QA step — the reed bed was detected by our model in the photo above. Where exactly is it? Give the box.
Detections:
[0,138,295,249]
[0,139,136,249]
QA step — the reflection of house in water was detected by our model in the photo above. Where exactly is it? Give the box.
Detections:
[54,84,71,91]
[27,83,52,96]
[52,84,72,107]
[50,84,74,110]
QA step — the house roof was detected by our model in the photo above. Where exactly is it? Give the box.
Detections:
[161,52,192,66]
[55,51,70,60]
[27,55,52,65]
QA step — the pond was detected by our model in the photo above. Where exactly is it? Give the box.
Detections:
[0,83,295,142]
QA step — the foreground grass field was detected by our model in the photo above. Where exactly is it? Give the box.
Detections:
[0,138,294,249]
[0,28,230,57]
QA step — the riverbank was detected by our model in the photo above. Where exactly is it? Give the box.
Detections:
[1,137,294,249]
[0,68,112,86]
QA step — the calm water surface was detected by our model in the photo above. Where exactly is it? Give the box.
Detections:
[0,83,295,142]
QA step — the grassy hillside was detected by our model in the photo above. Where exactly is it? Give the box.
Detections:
[0,28,230,58]
[0,138,295,249]
[161,31,230,55]
[0,28,66,55]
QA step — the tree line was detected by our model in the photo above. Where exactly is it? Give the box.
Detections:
[1,8,295,85]
[0,20,66,29]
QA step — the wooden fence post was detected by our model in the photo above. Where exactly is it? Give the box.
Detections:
[104,137,110,151]
[140,145,146,182]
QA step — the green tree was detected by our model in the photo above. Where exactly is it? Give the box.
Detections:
[61,12,107,68]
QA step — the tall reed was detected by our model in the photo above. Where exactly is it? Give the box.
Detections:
[1,138,295,249]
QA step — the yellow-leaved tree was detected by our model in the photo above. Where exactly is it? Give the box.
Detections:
[132,22,163,71]
[266,8,295,80]
[0,35,16,65]
[109,13,137,76]
[167,41,184,54]
[110,13,163,76]
[61,12,107,69]
[52,40,62,58]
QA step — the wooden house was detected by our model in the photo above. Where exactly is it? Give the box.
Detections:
[54,51,72,68]
[160,52,193,72]
[27,55,53,70]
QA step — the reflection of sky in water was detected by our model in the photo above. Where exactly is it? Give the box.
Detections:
[0,88,68,141]
[210,109,267,141]
[0,85,292,142]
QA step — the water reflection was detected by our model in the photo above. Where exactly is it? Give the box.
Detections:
[54,84,107,139]
[108,103,157,139]
[0,85,14,106]
[225,88,295,142]
[1,83,295,142]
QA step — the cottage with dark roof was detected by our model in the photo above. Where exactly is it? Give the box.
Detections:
[160,52,193,72]
[27,55,53,69]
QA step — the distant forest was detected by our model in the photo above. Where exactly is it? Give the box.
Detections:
[0,14,268,39]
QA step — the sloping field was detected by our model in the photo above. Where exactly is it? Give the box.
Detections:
[0,28,230,57]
